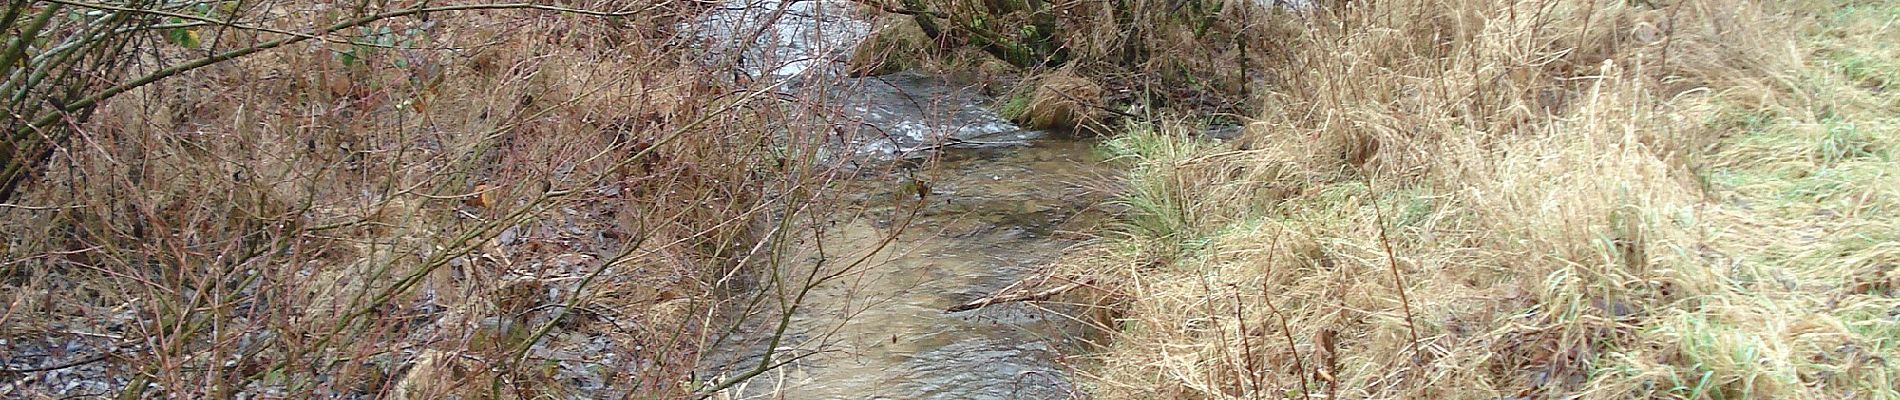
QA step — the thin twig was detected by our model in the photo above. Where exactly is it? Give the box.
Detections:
[27,1,667,130]
[0,341,140,375]
[1253,229,1310,397]
[945,280,1087,312]
[1364,173,1421,361]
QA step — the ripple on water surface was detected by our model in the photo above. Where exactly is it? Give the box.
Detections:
[710,140,1111,400]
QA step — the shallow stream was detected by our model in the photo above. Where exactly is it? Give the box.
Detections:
[690,1,1121,396]
[713,140,1112,399]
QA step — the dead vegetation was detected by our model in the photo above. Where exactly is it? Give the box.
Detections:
[6,0,1895,397]
[1067,0,1899,398]
[1013,67,1108,132]
[1,0,875,397]
[846,0,1300,130]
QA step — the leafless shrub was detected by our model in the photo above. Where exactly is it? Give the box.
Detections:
[1,0,893,397]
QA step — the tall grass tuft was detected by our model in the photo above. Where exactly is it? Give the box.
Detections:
[1067,0,1899,398]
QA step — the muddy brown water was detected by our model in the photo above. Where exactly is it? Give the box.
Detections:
[710,139,1114,399]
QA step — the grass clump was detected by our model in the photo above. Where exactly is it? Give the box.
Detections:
[1067,0,1900,398]
[855,0,1301,123]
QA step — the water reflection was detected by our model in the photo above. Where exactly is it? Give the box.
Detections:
[712,140,1111,399]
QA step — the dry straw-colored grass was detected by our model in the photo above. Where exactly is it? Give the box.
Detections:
[854,0,1299,125]
[1016,67,1109,132]
[1070,0,1897,398]
[0,1,864,397]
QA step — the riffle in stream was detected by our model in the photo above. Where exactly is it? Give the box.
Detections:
[690,1,1113,397]
[708,140,1112,399]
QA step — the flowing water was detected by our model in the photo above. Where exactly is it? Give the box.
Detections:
[691,2,1116,397]
[712,140,1114,399]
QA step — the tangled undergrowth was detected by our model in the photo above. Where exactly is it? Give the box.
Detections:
[1,1,867,397]
[1066,0,1898,398]
[848,0,1304,131]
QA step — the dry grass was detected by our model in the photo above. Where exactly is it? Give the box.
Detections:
[848,0,1301,122]
[1069,0,1898,399]
[0,1,868,397]
[1007,67,1108,132]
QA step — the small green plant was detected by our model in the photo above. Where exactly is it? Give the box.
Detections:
[1815,120,1884,163]
[1099,121,1229,262]
[996,90,1032,121]
[335,24,429,68]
